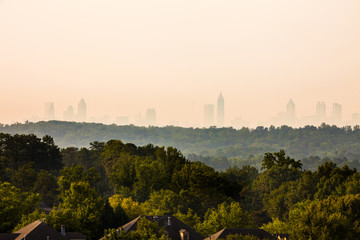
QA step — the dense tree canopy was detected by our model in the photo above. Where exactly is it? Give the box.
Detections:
[2,121,360,170]
[1,132,360,240]
[0,182,41,232]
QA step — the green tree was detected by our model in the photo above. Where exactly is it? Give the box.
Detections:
[32,170,58,207]
[0,134,62,171]
[336,172,360,195]
[314,162,356,199]
[262,171,318,222]
[223,165,259,188]
[133,157,167,201]
[260,218,290,235]
[197,202,253,236]
[48,181,105,239]
[109,195,143,220]
[172,162,238,212]
[246,150,303,225]
[225,234,261,240]
[0,181,41,232]
[289,194,360,240]
[174,208,201,229]
[11,162,37,192]
[141,189,179,215]
[261,150,302,171]
[106,153,136,191]
[58,165,100,195]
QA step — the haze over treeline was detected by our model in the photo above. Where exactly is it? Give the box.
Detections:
[2,121,360,171]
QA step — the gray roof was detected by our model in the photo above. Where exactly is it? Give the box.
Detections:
[0,221,82,240]
[65,232,87,240]
[0,220,68,240]
[0,233,20,240]
[108,215,204,240]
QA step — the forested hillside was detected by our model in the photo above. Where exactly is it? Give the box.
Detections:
[1,133,360,239]
[1,121,360,170]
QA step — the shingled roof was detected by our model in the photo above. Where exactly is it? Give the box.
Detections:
[107,215,203,240]
[0,233,20,240]
[203,228,275,240]
[0,220,68,240]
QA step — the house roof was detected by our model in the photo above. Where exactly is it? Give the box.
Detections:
[0,233,20,240]
[119,216,142,233]
[111,215,203,240]
[0,221,86,240]
[15,220,68,240]
[6,220,68,240]
[65,232,87,240]
[204,228,275,240]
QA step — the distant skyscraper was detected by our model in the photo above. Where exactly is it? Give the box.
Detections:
[77,98,87,122]
[217,92,224,127]
[286,99,295,121]
[44,102,55,120]
[204,104,214,127]
[352,113,360,124]
[146,108,156,125]
[63,105,74,121]
[332,103,342,124]
[316,101,326,121]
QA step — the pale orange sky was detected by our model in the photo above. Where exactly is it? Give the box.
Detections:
[0,0,359,127]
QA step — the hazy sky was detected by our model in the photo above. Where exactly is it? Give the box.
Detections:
[1,0,359,126]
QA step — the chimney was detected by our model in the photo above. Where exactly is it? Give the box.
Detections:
[61,225,66,236]
[168,217,171,226]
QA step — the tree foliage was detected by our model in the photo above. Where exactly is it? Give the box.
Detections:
[289,194,360,240]
[197,202,253,236]
[2,131,360,239]
[0,181,41,232]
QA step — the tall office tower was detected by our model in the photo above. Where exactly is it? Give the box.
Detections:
[63,105,74,121]
[77,98,87,122]
[146,108,156,126]
[352,113,360,124]
[44,102,55,120]
[286,99,295,121]
[316,101,326,121]
[204,104,214,127]
[217,92,224,127]
[332,103,342,124]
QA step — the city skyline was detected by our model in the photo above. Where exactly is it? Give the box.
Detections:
[7,96,359,129]
[0,0,359,127]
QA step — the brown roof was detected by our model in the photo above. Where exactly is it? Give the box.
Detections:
[12,220,68,240]
[204,228,275,240]
[120,216,142,233]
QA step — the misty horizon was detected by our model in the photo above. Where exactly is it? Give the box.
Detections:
[0,0,359,128]
[3,95,359,129]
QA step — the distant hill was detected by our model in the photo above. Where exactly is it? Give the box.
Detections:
[1,121,360,170]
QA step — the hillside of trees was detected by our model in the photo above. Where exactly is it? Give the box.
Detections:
[1,121,360,170]
[1,133,360,239]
